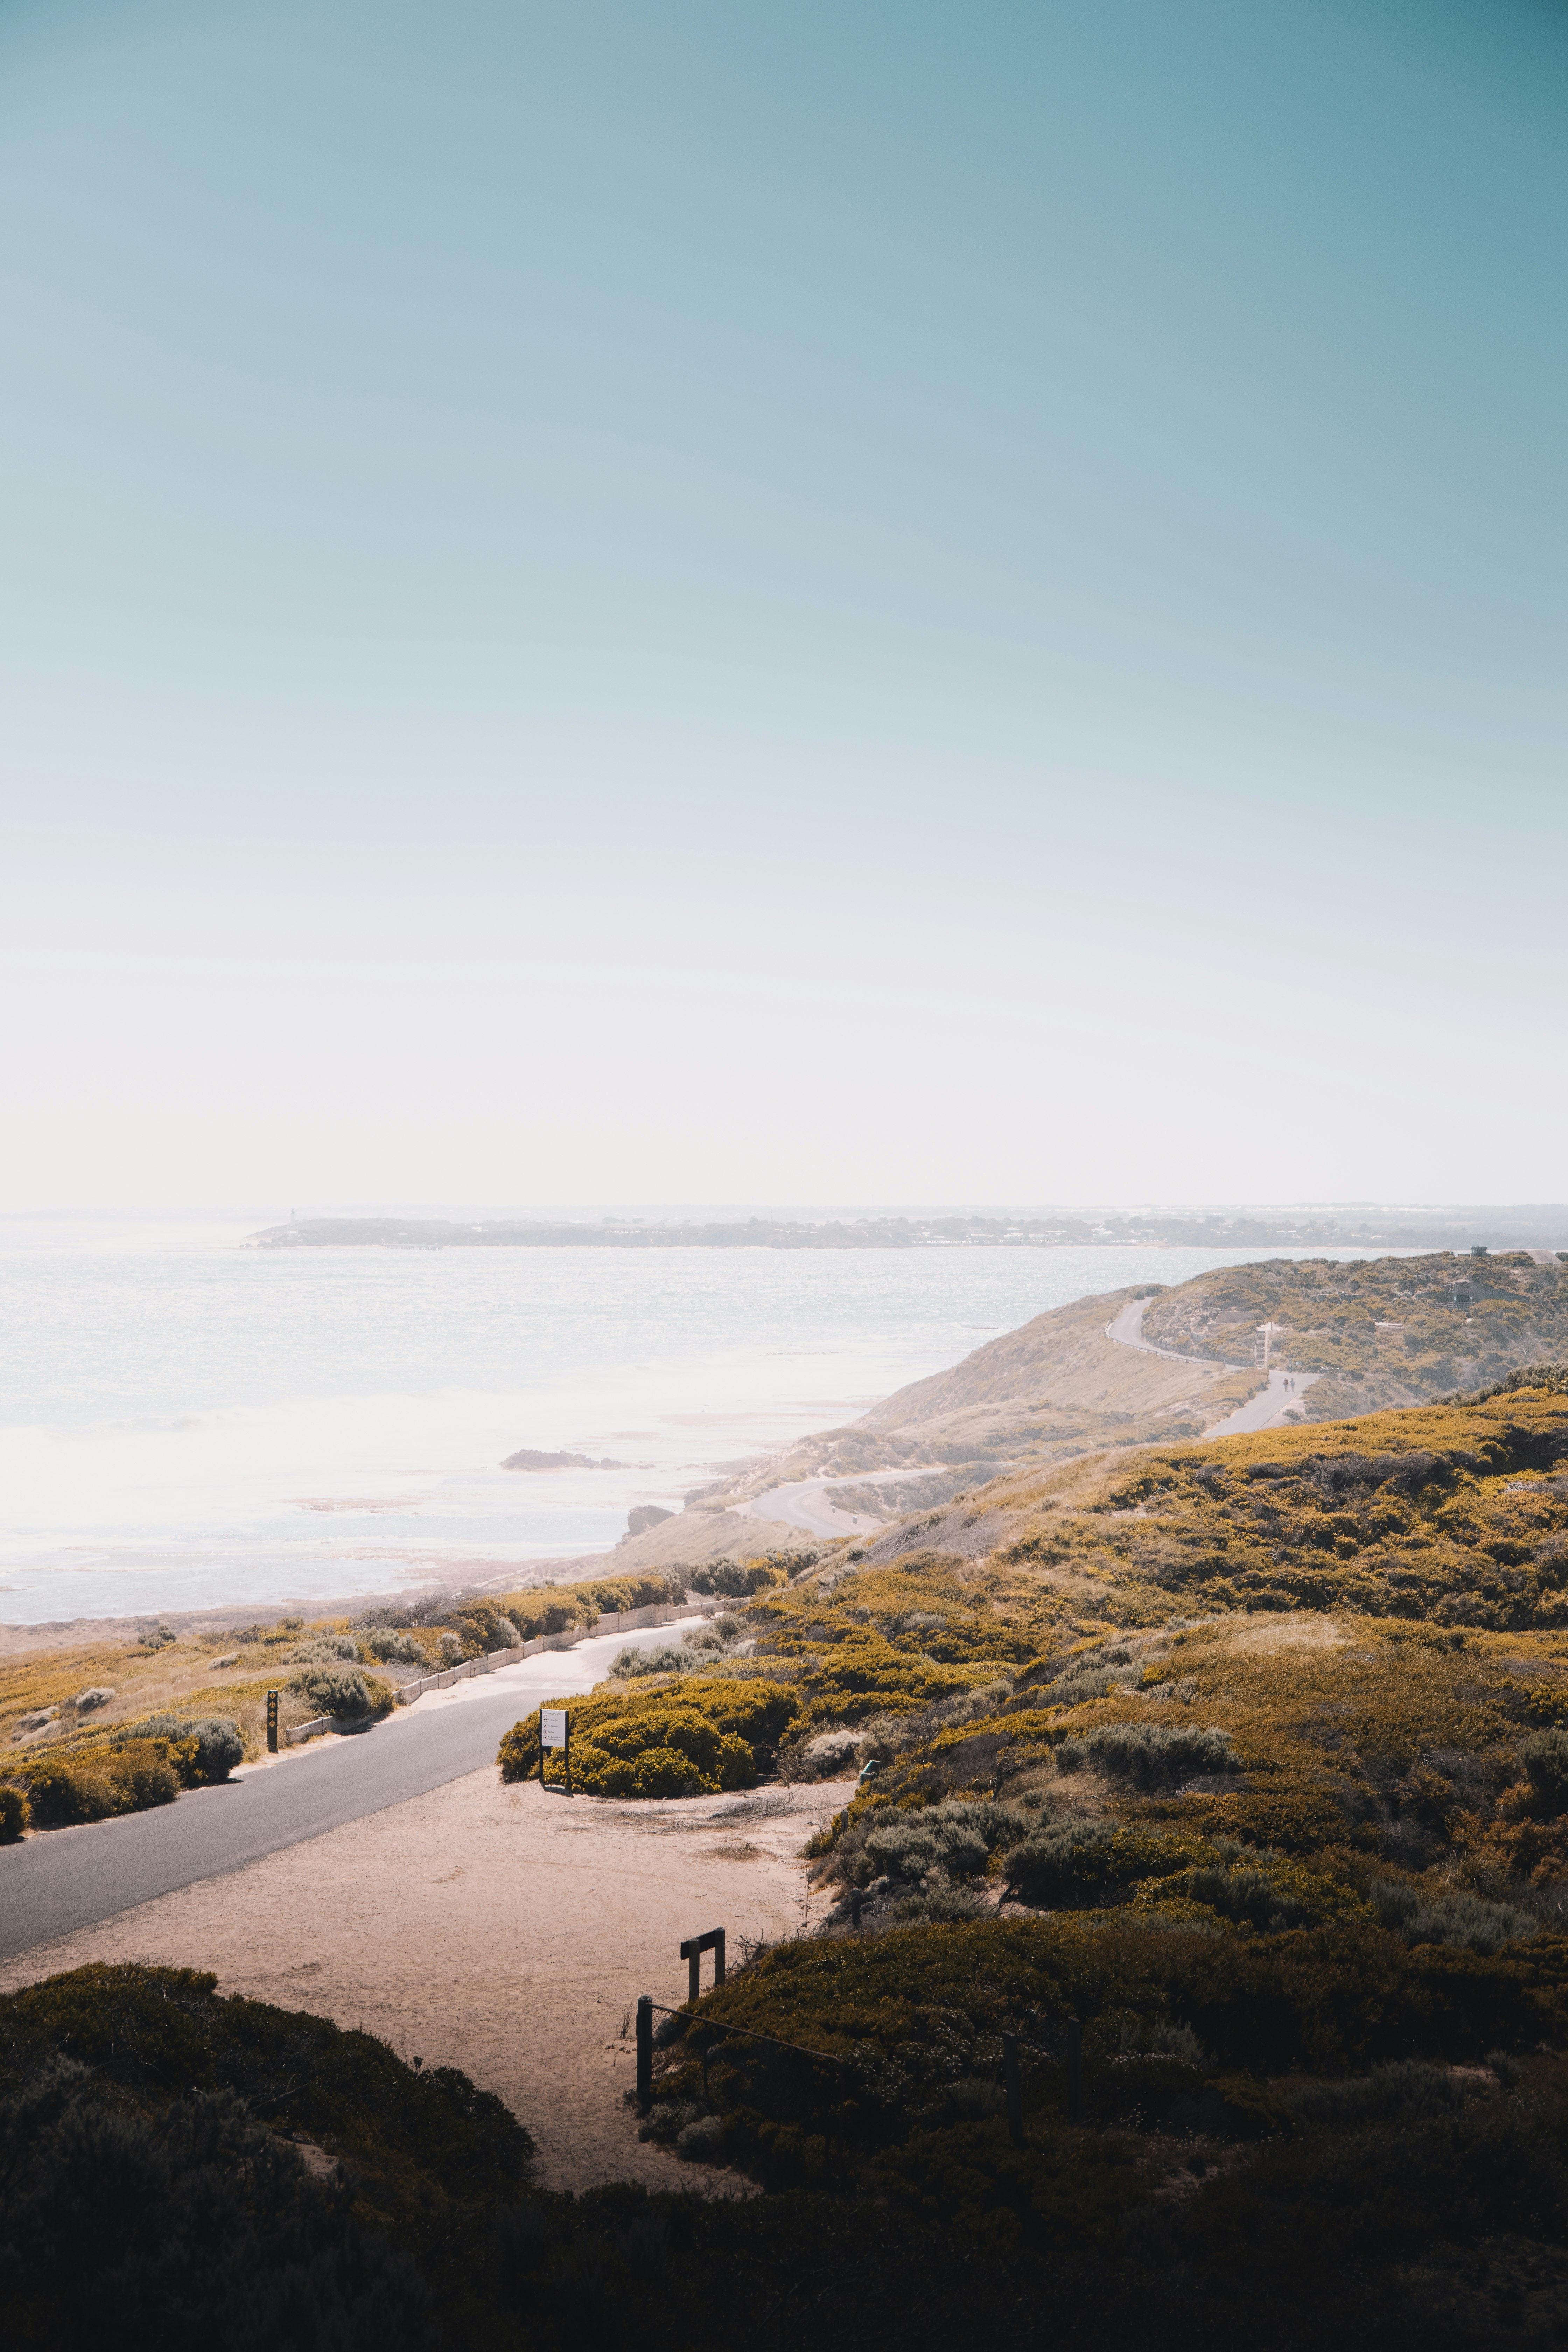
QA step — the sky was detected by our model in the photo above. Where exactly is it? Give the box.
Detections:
[0,0,1563,1212]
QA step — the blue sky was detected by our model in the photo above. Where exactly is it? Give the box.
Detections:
[1,0,1563,1208]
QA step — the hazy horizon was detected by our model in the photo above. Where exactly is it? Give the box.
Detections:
[6,1199,1568,1224]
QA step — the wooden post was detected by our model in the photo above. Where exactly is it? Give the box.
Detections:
[1066,2018,1083,2122]
[538,1710,545,1785]
[564,1715,572,1798]
[680,1928,725,2001]
[1002,2032,1022,2145]
[636,1996,653,2114]
[266,1691,278,1755]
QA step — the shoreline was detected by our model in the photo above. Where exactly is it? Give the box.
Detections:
[0,1502,806,1657]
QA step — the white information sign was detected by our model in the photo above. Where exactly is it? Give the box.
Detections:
[540,1708,568,1750]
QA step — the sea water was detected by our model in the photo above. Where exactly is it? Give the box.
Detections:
[0,1220,1405,1623]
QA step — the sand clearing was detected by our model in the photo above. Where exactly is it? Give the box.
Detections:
[0,1767,857,2193]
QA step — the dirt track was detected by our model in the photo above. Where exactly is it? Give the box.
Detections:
[0,1767,856,2192]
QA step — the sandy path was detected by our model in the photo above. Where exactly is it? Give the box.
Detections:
[0,1766,857,2194]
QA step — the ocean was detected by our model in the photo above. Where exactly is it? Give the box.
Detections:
[0,1220,1407,1624]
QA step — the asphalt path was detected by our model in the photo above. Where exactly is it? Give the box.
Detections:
[741,1475,892,1539]
[1104,1297,1318,1433]
[1204,1365,1318,1435]
[0,1617,705,1964]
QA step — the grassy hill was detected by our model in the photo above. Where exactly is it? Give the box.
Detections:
[1143,1248,1568,1420]
[600,1367,1568,2337]
[672,1256,1568,1551]
[711,1287,1262,1527]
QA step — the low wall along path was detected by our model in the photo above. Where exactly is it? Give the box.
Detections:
[286,1601,711,1745]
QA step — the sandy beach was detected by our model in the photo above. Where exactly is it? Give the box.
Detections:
[0,1762,858,2193]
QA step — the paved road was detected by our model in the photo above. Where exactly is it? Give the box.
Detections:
[0,1617,702,1964]
[741,1477,887,1539]
[1204,1366,1318,1436]
[1105,1297,1318,1434]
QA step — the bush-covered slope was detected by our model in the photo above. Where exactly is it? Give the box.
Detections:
[611,1370,1568,2334]
[0,1963,533,2348]
[1142,1250,1568,1418]
[14,1963,1568,2351]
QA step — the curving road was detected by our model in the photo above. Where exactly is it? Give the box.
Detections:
[0,1617,705,1965]
[1105,1297,1318,1435]
[739,1470,904,1540]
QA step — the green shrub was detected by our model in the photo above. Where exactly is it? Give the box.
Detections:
[364,1628,428,1665]
[1284,2060,1469,2132]
[21,1758,127,1828]
[497,1675,797,1793]
[287,1665,394,1721]
[842,1799,1031,1890]
[481,1572,684,1647]
[0,1963,535,2195]
[288,1633,358,1662]
[868,2117,1150,2247]
[691,1559,787,1598]
[1180,2098,1568,2270]
[1138,1860,1368,1933]
[0,2056,431,2342]
[105,1739,180,1811]
[1365,1877,1538,1953]
[1524,1727,1568,1814]
[633,1744,712,1798]
[1003,1822,1188,1906]
[610,1643,689,1678]
[0,1782,30,1839]
[568,1709,757,1797]
[1055,1721,1237,1788]
[117,1714,244,1785]
[672,1916,1555,2167]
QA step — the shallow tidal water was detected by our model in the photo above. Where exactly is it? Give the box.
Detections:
[0,1218,1405,1621]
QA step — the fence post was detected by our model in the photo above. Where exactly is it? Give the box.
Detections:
[1066,2018,1083,2122]
[680,1927,724,2001]
[636,1996,653,2114]
[1002,2032,1022,2145]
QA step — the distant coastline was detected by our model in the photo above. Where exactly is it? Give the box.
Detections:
[249,1208,1568,1253]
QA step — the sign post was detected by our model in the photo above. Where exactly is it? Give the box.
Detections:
[540,1707,570,1795]
[266,1690,278,1754]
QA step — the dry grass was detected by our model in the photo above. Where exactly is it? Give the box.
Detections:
[0,1617,384,1766]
